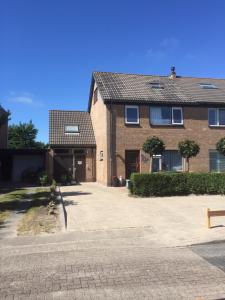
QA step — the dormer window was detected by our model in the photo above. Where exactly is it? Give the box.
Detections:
[199,83,218,89]
[65,125,79,135]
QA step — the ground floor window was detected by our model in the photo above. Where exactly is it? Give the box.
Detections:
[162,150,182,172]
[152,150,182,172]
[209,150,225,172]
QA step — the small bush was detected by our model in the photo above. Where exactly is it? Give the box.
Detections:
[50,179,57,194]
[39,172,49,186]
[130,172,225,197]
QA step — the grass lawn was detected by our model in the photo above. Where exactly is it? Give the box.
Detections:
[0,211,10,223]
[0,188,28,224]
[17,187,61,236]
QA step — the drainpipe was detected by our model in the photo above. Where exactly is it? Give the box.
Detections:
[109,101,113,186]
[72,149,76,181]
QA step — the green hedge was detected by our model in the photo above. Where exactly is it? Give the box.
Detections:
[130,172,225,197]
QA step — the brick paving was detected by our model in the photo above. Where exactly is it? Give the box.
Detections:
[1,230,225,299]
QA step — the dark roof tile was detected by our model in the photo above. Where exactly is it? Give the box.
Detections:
[49,110,96,146]
[93,71,225,105]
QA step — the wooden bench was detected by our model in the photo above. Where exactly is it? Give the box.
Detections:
[206,208,225,229]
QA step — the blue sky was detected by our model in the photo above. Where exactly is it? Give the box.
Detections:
[1,0,225,143]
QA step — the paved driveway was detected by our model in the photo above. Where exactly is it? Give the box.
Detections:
[61,183,225,247]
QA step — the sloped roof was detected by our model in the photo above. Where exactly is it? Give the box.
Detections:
[92,71,225,105]
[49,110,96,146]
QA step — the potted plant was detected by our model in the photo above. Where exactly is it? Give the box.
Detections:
[112,176,120,187]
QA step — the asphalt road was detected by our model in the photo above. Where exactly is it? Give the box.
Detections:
[1,230,225,300]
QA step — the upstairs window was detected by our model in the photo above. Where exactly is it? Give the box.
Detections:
[65,125,79,134]
[93,87,98,104]
[125,105,139,124]
[208,108,225,126]
[199,83,218,89]
[150,106,183,125]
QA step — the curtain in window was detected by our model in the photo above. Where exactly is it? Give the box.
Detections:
[219,109,225,126]
[162,151,182,171]
[150,107,171,125]
[208,108,216,126]
[209,150,225,172]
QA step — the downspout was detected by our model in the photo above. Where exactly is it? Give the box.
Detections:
[109,101,113,186]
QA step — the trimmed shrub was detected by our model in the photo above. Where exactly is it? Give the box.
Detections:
[130,172,225,197]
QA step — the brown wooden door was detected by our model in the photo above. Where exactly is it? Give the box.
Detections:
[125,150,140,179]
[75,155,86,182]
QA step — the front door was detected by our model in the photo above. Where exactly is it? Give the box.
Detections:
[75,155,86,182]
[125,150,140,179]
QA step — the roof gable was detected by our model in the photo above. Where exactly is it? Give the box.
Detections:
[49,110,96,146]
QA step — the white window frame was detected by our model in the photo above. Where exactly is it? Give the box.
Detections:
[172,107,183,125]
[150,106,183,125]
[208,108,225,127]
[65,125,80,135]
[125,105,139,124]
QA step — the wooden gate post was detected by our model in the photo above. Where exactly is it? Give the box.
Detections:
[206,208,211,229]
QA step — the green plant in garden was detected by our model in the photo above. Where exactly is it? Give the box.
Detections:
[39,172,49,186]
[178,140,200,172]
[216,137,225,156]
[142,136,165,172]
[130,172,225,197]
[50,179,57,194]
[60,174,68,185]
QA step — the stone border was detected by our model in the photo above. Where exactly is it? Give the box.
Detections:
[57,187,67,231]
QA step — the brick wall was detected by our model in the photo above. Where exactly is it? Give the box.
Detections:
[90,83,110,185]
[112,104,225,179]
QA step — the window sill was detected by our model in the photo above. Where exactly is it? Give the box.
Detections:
[65,133,80,135]
[150,123,184,127]
[125,122,140,125]
[209,125,225,128]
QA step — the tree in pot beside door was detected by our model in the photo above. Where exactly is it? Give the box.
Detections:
[178,140,200,172]
[142,136,165,172]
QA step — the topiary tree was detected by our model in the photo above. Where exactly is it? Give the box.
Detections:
[178,140,200,172]
[216,137,225,156]
[142,136,165,172]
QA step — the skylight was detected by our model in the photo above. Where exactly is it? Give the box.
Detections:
[149,82,164,89]
[65,125,79,134]
[199,83,218,89]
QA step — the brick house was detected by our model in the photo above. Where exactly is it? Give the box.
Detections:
[49,68,225,185]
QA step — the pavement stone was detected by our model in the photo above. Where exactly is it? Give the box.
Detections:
[1,230,225,299]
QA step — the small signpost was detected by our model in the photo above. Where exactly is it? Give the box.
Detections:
[206,208,225,229]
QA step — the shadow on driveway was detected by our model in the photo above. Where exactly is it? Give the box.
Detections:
[61,191,92,197]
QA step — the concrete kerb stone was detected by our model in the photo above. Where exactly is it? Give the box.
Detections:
[57,186,67,231]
